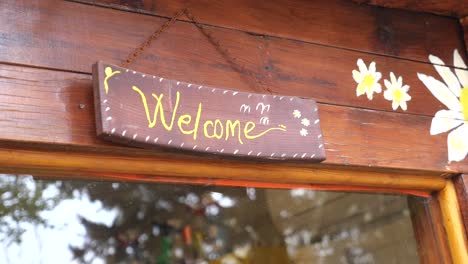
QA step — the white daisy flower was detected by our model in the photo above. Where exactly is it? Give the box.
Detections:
[293,110,301,118]
[417,49,468,162]
[383,72,412,111]
[301,118,310,127]
[352,59,382,100]
[300,128,308,137]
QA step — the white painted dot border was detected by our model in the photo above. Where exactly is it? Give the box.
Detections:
[99,65,324,161]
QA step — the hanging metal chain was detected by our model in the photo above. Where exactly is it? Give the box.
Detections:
[120,9,187,68]
[120,8,271,94]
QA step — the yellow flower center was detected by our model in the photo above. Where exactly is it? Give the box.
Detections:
[461,87,468,122]
[393,89,403,102]
[362,74,375,89]
[448,132,466,152]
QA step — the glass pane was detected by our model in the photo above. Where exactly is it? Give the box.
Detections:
[0,174,419,263]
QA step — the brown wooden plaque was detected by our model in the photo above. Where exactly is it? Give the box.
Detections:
[93,61,325,161]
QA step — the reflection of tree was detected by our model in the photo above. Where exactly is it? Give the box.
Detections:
[58,180,286,264]
[1,174,420,264]
[0,175,60,245]
[0,174,287,263]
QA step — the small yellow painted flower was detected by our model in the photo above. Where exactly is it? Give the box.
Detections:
[301,118,310,127]
[352,59,382,100]
[300,128,308,137]
[293,110,301,118]
[383,72,411,111]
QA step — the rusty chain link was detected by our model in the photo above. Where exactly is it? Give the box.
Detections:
[120,8,187,68]
[120,8,271,94]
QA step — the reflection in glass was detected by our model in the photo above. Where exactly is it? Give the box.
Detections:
[0,174,419,263]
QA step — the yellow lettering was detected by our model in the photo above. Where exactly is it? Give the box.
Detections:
[225,120,243,144]
[178,114,192,134]
[132,86,154,127]
[193,103,202,140]
[152,92,180,131]
[204,121,216,139]
[244,122,256,138]
[132,86,180,131]
[132,86,286,143]
[244,122,287,140]
[214,119,224,139]
[177,103,202,140]
[204,119,224,140]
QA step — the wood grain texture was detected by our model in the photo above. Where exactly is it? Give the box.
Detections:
[408,196,452,264]
[1,0,466,118]
[462,16,468,55]
[27,171,431,197]
[1,63,467,172]
[438,181,468,264]
[454,174,468,238]
[352,0,468,18]
[0,147,447,191]
[70,0,465,66]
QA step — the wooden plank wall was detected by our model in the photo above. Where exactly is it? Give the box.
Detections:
[351,0,468,55]
[0,0,467,174]
[351,1,467,18]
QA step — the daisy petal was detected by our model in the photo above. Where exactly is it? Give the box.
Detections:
[384,89,393,100]
[390,72,396,84]
[455,67,468,88]
[374,83,382,93]
[454,49,467,69]
[357,59,367,74]
[366,90,373,100]
[430,110,464,135]
[429,54,462,96]
[392,100,399,110]
[417,73,462,111]
[400,100,407,111]
[384,79,392,90]
[356,83,366,96]
[403,93,412,101]
[429,54,445,66]
[374,72,382,81]
[352,70,362,83]
[447,124,468,162]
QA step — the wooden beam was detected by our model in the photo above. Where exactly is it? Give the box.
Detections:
[0,63,466,172]
[408,195,452,264]
[68,0,465,66]
[438,180,468,264]
[0,146,447,192]
[454,174,468,238]
[30,173,432,197]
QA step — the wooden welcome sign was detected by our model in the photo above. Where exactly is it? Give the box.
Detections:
[93,61,325,161]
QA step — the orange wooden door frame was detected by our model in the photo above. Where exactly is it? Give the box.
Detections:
[0,144,466,263]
